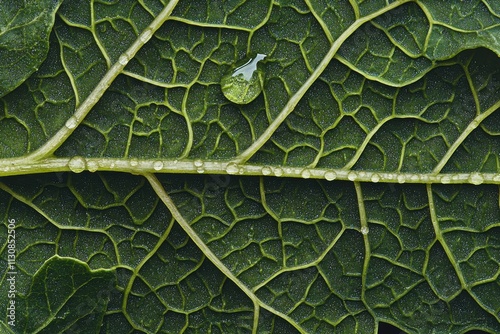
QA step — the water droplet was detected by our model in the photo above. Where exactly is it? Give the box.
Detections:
[493,174,500,182]
[153,161,163,171]
[397,175,406,183]
[440,175,451,184]
[468,173,483,185]
[262,166,271,175]
[118,55,129,66]
[140,29,152,43]
[361,226,369,235]
[348,172,357,181]
[65,116,78,129]
[129,159,139,167]
[273,167,283,177]
[410,174,420,182]
[238,167,244,174]
[301,169,311,179]
[324,171,336,181]
[68,156,86,173]
[371,174,380,183]
[87,160,98,172]
[226,163,239,175]
[469,120,480,129]
[197,167,205,174]
[220,54,266,105]
[194,160,204,168]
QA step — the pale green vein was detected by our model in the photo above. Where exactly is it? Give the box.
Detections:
[304,0,334,44]
[90,1,111,68]
[349,0,360,19]
[354,181,372,313]
[146,173,306,334]
[167,17,253,32]
[232,0,412,164]
[433,101,500,173]
[246,0,274,45]
[258,176,285,267]
[354,181,369,235]
[0,181,122,264]
[54,31,80,106]
[21,0,180,162]
[122,71,190,88]
[1,157,500,185]
[32,255,116,334]
[121,214,176,332]
[426,184,500,320]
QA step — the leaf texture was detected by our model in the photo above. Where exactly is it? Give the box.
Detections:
[0,1,499,333]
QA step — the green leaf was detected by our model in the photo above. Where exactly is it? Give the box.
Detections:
[19,256,116,333]
[0,0,63,97]
[1,1,500,333]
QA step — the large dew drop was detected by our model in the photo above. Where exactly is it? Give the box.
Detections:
[221,54,266,104]
[68,156,86,173]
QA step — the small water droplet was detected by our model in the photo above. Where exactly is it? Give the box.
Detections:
[301,169,311,179]
[197,167,205,174]
[324,171,336,181]
[361,226,369,235]
[153,161,163,171]
[440,175,451,184]
[371,174,380,183]
[140,29,152,43]
[397,175,406,183]
[65,116,78,129]
[238,167,244,174]
[226,163,239,175]
[129,159,139,167]
[68,156,86,173]
[468,173,483,185]
[87,160,98,172]
[194,160,204,168]
[274,167,283,177]
[410,174,419,182]
[220,54,266,105]
[348,172,357,181]
[118,55,129,66]
[262,166,271,176]
[493,174,500,182]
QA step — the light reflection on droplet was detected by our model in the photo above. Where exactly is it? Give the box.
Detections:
[153,161,163,171]
[324,171,336,181]
[68,156,86,173]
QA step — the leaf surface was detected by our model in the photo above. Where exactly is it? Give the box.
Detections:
[0,0,63,97]
[1,1,499,333]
